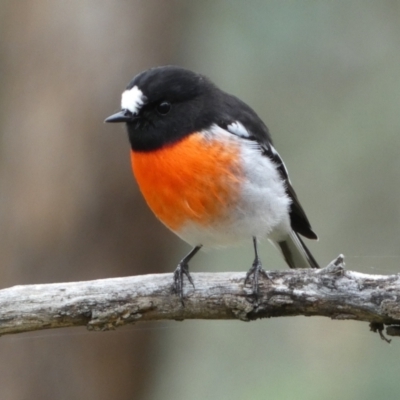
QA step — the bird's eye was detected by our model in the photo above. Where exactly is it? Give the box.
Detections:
[156,101,171,115]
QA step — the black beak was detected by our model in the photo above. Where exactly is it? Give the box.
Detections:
[104,109,134,123]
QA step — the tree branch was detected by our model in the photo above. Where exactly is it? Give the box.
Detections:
[1,256,400,339]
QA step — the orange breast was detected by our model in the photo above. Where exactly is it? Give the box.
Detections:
[131,132,243,232]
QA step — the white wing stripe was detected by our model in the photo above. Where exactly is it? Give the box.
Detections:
[226,121,251,138]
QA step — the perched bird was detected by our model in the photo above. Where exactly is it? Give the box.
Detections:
[105,66,319,303]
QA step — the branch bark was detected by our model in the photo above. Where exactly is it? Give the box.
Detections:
[1,256,400,338]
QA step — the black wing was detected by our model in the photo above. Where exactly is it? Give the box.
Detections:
[261,143,317,239]
[218,92,318,240]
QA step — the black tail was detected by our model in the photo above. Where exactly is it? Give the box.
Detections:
[276,231,319,269]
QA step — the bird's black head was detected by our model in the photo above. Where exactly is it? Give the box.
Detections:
[105,66,219,151]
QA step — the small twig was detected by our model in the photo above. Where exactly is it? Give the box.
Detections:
[370,322,391,343]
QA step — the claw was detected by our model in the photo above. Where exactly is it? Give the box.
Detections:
[245,258,269,305]
[172,245,202,306]
[173,262,195,305]
[244,237,269,305]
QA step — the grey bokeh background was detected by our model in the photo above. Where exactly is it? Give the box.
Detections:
[1,1,400,399]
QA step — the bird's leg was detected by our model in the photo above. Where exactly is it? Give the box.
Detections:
[244,237,269,303]
[173,245,202,305]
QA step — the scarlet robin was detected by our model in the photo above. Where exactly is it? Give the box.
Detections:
[105,66,319,304]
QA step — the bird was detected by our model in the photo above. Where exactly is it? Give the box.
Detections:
[105,65,319,304]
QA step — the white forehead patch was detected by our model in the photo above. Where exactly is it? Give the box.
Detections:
[226,121,251,138]
[121,86,145,115]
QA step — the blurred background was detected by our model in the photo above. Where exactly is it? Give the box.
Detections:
[1,1,400,399]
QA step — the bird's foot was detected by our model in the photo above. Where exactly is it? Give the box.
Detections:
[244,257,269,305]
[173,262,195,306]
